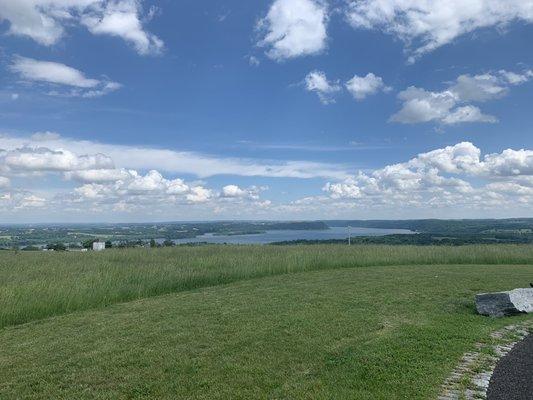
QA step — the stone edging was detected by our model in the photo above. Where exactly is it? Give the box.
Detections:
[438,322,531,400]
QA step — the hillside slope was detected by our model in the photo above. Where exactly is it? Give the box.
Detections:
[1,264,532,399]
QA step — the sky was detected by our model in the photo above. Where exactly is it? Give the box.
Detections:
[0,0,533,222]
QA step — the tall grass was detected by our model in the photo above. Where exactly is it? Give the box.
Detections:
[1,244,532,329]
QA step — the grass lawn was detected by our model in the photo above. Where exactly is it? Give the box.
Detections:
[1,258,532,399]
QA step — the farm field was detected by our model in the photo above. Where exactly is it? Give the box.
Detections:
[0,245,532,399]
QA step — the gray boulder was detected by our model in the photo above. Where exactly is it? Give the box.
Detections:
[475,288,533,317]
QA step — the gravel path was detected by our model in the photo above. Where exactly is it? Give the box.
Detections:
[487,333,533,400]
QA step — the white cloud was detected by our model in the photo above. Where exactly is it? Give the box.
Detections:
[51,168,223,217]
[186,186,213,203]
[65,168,133,183]
[345,72,391,100]
[483,149,533,177]
[81,81,122,98]
[69,171,265,213]
[31,131,61,141]
[73,170,211,203]
[0,0,163,55]
[0,190,47,210]
[304,71,390,103]
[0,136,532,220]
[248,55,260,66]
[323,142,533,212]
[257,0,328,60]
[441,106,497,125]
[391,70,532,125]
[391,87,461,124]
[1,146,114,173]
[10,56,121,97]
[449,73,509,102]
[11,56,98,88]
[345,0,533,61]
[499,70,533,85]
[221,185,264,200]
[0,176,10,188]
[0,133,350,180]
[304,70,341,104]
[62,177,270,216]
[221,184,247,198]
[81,0,164,55]
[17,194,47,209]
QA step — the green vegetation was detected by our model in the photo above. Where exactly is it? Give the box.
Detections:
[1,245,533,330]
[1,245,532,399]
[327,218,533,234]
[273,233,533,245]
[0,257,532,399]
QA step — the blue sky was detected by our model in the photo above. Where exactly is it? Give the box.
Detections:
[0,0,533,222]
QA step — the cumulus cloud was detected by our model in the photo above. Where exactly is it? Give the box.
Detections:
[304,70,389,103]
[0,190,47,210]
[81,1,164,55]
[10,56,121,97]
[391,87,497,124]
[221,185,265,200]
[449,73,510,102]
[1,135,532,219]
[16,194,47,209]
[0,144,223,209]
[391,70,532,124]
[186,186,213,203]
[323,142,533,212]
[304,70,341,104]
[499,70,533,85]
[257,0,327,60]
[0,143,272,209]
[65,168,134,183]
[62,172,272,215]
[0,0,163,55]
[441,106,497,125]
[0,132,338,218]
[391,87,458,124]
[345,72,391,100]
[1,146,114,173]
[345,0,533,61]
[74,170,213,204]
[221,184,248,198]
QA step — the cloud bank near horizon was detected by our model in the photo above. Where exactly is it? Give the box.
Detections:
[1,133,531,221]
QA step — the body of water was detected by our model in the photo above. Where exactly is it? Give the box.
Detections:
[172,227,414,245]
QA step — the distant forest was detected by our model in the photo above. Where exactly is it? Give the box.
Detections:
[273,218,533,245]
[324,218,533,234]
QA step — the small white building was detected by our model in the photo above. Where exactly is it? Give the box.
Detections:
[93,242,106,251]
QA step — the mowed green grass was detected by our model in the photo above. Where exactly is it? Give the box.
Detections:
[1,263,532,399]
[1,244,533,329]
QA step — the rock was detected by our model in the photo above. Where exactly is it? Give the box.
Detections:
[475,288,533,317]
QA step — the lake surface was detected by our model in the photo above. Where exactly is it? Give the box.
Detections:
[172,226,414,245]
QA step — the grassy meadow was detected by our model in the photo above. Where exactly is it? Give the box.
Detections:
[0,244,532,399]
[1,244,533,329]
